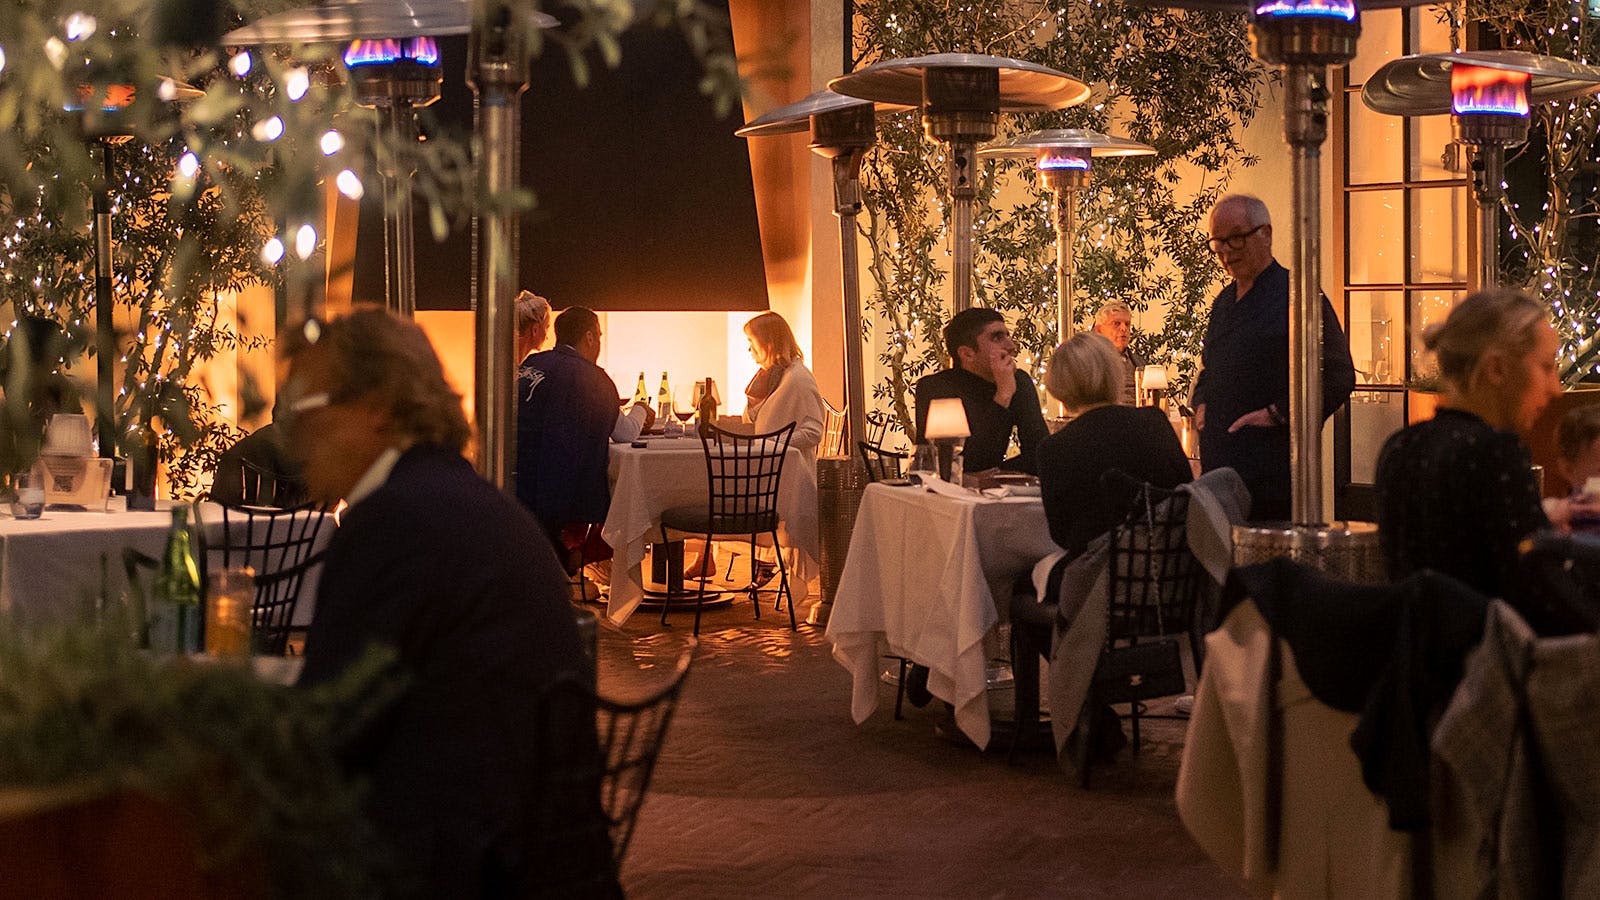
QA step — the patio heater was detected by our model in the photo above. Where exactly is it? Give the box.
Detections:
[978,129,1156,343]
[829,54,1089,314]
[1362,51,1600,290]
[343,35,444,317]
[69,76,201,473]
[223,0,557,490]
[736,90,908,453]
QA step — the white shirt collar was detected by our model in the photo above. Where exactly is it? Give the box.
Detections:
[345,446,404,509]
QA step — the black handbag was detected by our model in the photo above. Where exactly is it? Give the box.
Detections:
[1092,638,1186,704]
[1091,483,1186,704]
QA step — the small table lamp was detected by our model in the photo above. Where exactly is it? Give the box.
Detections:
[923,397,971,482]
[1139,365,1168,410]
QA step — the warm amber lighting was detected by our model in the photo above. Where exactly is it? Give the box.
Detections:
[924,397,971,439]
[1451,65,1531,116]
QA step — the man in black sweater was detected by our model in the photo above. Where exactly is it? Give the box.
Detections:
[284,309,615,898]
[914,307,1048,474]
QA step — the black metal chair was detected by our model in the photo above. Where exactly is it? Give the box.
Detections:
[238,458,307,508]
[211,502,330,654]
[1010,478,1206,781]
[864,412,891,448]
[659,422,797,635]
[856,441,906,484]
[820,400,847,458]
[532,643,695,890]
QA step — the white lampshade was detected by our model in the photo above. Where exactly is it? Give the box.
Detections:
[1139,366,1169,392]
[924,397,971,440]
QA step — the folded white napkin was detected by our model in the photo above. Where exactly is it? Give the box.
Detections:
[981,484,1041,499]
[923,478,978,500]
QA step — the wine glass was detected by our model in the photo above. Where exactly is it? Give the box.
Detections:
[673,384,698,435]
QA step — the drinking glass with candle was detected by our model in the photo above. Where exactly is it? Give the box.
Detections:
[206,565,255,658]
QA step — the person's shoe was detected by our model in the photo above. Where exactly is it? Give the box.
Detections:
[904,663,933,708]
[1174,694,1195,717]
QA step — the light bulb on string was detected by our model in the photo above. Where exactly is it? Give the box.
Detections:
[285,68,310,101]
[295,224,317,260]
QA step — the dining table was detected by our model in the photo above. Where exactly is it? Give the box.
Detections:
[602,435,818,625]
[826,480,1060,750]
[0,500,331,627]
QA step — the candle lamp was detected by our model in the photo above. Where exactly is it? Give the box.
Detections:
[1362,51,1600,290]
[979,129,1155,345]
[830,54,1089,314]
[1139,364,1169,410]
[922,397,970,482]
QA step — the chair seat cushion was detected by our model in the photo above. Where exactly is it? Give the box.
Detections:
[660,505,778,536]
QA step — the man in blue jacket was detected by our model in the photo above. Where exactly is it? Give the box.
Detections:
[1192,194,1356,522]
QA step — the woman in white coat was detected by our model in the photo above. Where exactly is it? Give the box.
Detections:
[742,311,825,466]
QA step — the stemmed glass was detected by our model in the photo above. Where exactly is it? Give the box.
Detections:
[673,384,698,436]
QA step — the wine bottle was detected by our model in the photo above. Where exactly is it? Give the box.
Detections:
[633,372,648,405]
[697,376,717,436]
[657,371,671,420]
[151,504,203,653]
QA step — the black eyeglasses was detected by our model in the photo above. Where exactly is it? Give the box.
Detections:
[1206,223,1266,253]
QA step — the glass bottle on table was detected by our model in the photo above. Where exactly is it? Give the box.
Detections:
[633,372,649,406]
[657,372,671,423]
[150,504,203,654]
[696,377,717,436]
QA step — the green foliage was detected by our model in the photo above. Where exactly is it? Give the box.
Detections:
[1457,1,1600,383]
[0,612,404,897]
[854,1,1266,436]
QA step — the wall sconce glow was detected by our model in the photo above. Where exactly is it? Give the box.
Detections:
[294,224,317,260]
[336,169,364,200]
[251,115,284,142]
[64,12,97,41]
[1037,149,1091,171]
[1253,0,1356,21]
[1451,65,1532,116]
[176,152,199,179]
[320,129,344,155]
[285,67,310,101]
[343,36,441,68]
[228,52,252,78]
[261,237,284,265]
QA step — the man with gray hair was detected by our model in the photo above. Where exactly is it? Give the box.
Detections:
[282,309,615,896]
[1192,193,1355,521]
[1092,300,1146,406]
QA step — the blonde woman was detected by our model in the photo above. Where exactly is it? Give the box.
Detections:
[1376,288,1599,627]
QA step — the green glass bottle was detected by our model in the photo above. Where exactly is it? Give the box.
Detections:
[633,372,648,405]
[151,505,202,653]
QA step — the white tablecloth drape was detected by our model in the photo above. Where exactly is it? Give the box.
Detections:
[602,439,817,625]
[826,482,1058,749]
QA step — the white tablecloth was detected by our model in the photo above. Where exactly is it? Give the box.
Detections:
[826,482,1059,749]
[0,502,331,626]
[602,438,818,624]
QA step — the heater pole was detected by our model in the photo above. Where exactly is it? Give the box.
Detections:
[93,141,117,460]
[1285,64,1326,527]
[1472,143,1505,290]
[833,151,870,454]
[378,106,419,317]
[1054,188,1078,342]
[948,138,978,312]
[469,3,529,490]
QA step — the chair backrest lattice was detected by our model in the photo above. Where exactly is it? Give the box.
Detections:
[865,412,891,448]
[1105,481,1203,648]
[211,503,329,655]
[698,423,794,535]
[238,458,307,509]
[534,644,695,885]
[820,401,847,458]
[856,441,906,484]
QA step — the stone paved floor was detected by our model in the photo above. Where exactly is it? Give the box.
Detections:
[594,592,1246,899]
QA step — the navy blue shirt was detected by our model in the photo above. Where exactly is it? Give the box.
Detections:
[1192,260,1355,520]
[515,345,623,535]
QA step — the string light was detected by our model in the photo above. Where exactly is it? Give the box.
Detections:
[285,67,310,102]
[294,224,317,260]
[320,129,344,155]
[335,169,363,199]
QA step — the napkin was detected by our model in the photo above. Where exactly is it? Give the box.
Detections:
[981,484,1041,499]
[923,478,978,500]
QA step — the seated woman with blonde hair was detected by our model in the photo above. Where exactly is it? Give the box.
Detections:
[742,311,825,464]
[1037,332,1193,562]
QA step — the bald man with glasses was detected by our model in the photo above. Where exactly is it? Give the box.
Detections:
[1191,193,1355,522]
